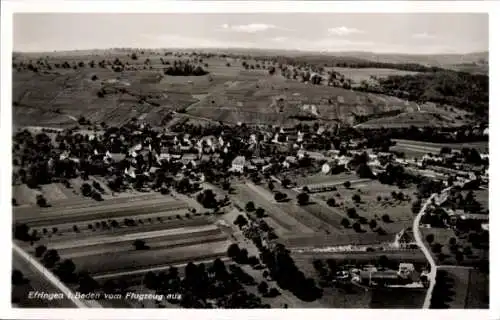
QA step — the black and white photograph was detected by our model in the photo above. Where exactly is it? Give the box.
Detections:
[1,1,496,319]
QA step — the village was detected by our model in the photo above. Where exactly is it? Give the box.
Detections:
[12,115,489,308]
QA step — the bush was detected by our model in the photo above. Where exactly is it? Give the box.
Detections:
[227,243,240,259]
[327,198,336,207]
[352,194,361,203]
[297,192,310,206]
[35,245,47,257]
[426,234,434,244]
[245,201,255,212]
[341,218,350,228]
[274,192,287,202]
[234,214,248,228]
[346,208,358,219]
[36,195,48,208]
[133,239,147,250]
[255,207,265,218]
[352,222,362,232]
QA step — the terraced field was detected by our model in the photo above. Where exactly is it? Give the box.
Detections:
[13,52,470,128]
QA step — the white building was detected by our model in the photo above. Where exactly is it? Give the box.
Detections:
[321,163,331,174]
[230,156,246,173]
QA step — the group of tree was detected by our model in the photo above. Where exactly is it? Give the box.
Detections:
[142,258,269,308]
[163,61,208,76]
[259,243,322,301]
[81,183,103,201]
[196,189,218,209]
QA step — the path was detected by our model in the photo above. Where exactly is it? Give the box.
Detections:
[93,257,231,280]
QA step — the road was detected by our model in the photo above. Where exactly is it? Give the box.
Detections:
[413,182,463,309]
[12,248,77,308]
[412,193,438,309]
[13,242,102,308]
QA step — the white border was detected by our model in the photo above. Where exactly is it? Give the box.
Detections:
[1,1,498,320]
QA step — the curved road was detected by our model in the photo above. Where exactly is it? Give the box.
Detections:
[412,193,438,308]
[413,183,463,308]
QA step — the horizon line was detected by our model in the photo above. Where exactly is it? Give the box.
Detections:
[12,47,489,56]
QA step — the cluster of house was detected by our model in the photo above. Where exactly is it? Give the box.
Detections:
[441,208,489,232]
[336,262,425,288]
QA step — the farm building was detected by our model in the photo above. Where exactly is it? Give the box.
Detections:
[359,270,402,286]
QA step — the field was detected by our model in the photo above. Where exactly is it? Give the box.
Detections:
[314,180,417,235]
[13,51,471,128]
[434,267,489,309]
[332,67,420,84]
[420,227,489,266]
[290,172,359,188]
[391,139,489,157]
[238,176,417,248]
[14,189,232,291]
[230,182,315,237]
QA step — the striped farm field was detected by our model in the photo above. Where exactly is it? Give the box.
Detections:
[49,225,221,250]
[31,215,211,245]
[69,239,232,275]
[58,229,227,259]
[14,196,189,226]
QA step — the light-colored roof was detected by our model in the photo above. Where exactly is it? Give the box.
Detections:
[232,156,246,166]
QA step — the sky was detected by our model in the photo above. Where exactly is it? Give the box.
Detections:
[13,13,488,54]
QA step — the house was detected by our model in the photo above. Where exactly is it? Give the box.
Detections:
[250,158,266,166]
[359,270,401,286]
[392,228,416,248]
[285,156,298,164]
[398,263,415,278]
[231,156,246,173]
[321,163,331,174]
[458,213,489,222]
